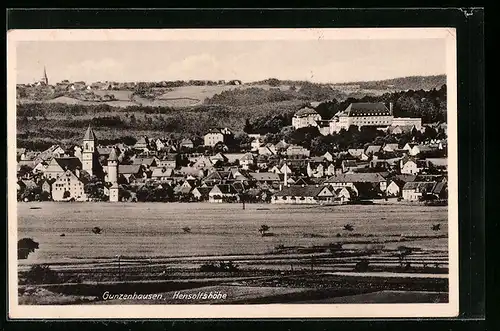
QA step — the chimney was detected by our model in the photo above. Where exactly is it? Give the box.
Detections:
[389,102,393,115]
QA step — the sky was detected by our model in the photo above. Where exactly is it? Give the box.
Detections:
[16,39,446,84]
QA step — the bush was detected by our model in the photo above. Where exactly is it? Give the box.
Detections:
[23,265,60,284]
[200,261,239,272]
[18,238,39,259]
[354,259,370,272]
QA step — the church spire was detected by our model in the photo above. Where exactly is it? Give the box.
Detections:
[83,124,97,141]
[42,66,48,85]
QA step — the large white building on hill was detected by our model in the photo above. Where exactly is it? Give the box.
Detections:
[329,102,394,134]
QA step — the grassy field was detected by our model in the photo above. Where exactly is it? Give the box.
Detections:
[18,202,448,263]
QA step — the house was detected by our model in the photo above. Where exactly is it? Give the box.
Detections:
[192,156,215,170]
[239,153,255,169]
[275,140,290,152]
[391,117,422,130]
[388,125,416,135]
[409,144,438,156]
[51,169,87,201]
[210,152,228,165]
[204,128,233,147]
[155,139,166,151]
[180,138,194,149]
[323,173,387,197]
[151,167,174,181]
[178,166,205,178]
[118,164,144,183]
[249,172,281,187]
[285,145,310,157]
[341,159,358,173]
[203,170,231,186]
[134,136,150,151]
[258,145,275,156]
[307,161,326,178]
[228,168,251,182]
[272,185,335,204]
[157,154,177,169]
[332,187,357,203]
[40,179,53,194]
[43,157,82,179]
[400,156,420,175]
[365,145,382,155]
[386,175,417,197]
[251,139,262,151]
[323,151,334,162]
[402,143,418,152]
[348,149,365,158]
[174,181,193,195]
[132,157,159,169]
[208,184,239,203]
[402,181,437,201]
[35,145,66,163]
[192,187,212,201]
[382,143,399,152]
[292,107,322,129]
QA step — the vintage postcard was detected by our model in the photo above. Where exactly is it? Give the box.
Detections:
[7,28,458,319]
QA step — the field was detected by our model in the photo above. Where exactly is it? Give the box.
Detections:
[17,202,449,305]
[18,202,448,263]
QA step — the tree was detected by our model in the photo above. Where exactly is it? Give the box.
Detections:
[259,224,270,236]
[63,191,71,199]
[243,118,253,133]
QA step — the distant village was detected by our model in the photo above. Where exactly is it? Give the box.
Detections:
[17,74,448,205]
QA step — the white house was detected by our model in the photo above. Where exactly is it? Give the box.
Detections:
[51,169,87,201]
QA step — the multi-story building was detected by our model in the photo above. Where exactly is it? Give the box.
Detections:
[330,102,394,133]
[204,128,233,147]
[292,107,322,129]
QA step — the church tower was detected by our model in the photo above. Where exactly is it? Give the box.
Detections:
[82,125,97,176]
[108,148,119,202]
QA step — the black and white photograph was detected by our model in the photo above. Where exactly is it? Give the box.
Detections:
[7,28,458,318]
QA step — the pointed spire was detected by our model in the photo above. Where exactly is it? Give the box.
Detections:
[43,66,48,85]
[83,125,96,141]
[108,148,118,162]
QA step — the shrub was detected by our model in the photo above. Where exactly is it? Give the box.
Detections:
[18,238,39,259]
[354,259,370,272]
[23,265,60,284]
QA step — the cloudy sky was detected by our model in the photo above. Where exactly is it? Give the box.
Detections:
[16,38,446,84]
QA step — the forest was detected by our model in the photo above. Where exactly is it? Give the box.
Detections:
[16,83,447,151]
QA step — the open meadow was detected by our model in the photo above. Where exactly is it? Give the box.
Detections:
[18,202,448,263]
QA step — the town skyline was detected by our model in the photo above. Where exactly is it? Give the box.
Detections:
[16,39,446,85]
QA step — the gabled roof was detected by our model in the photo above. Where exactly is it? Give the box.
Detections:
[323,173,386,184]
[204,170,231,181]
[212,184,238,194]
[118,164,142,174]
[402,181,436,192]
[180,138,194,145]
[240,153,255,161]
[274,185,331,197]
[133,157,157,166]
[151,167,173,178]
[294,107,319,118]
[193,186,212,196]
[343,102,391,117]
[249,172,280,182]
[53,157,82,172]
[365,145,382,154]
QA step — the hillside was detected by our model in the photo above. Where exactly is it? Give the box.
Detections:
[16,75,447,151]
[334,75,446,91]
